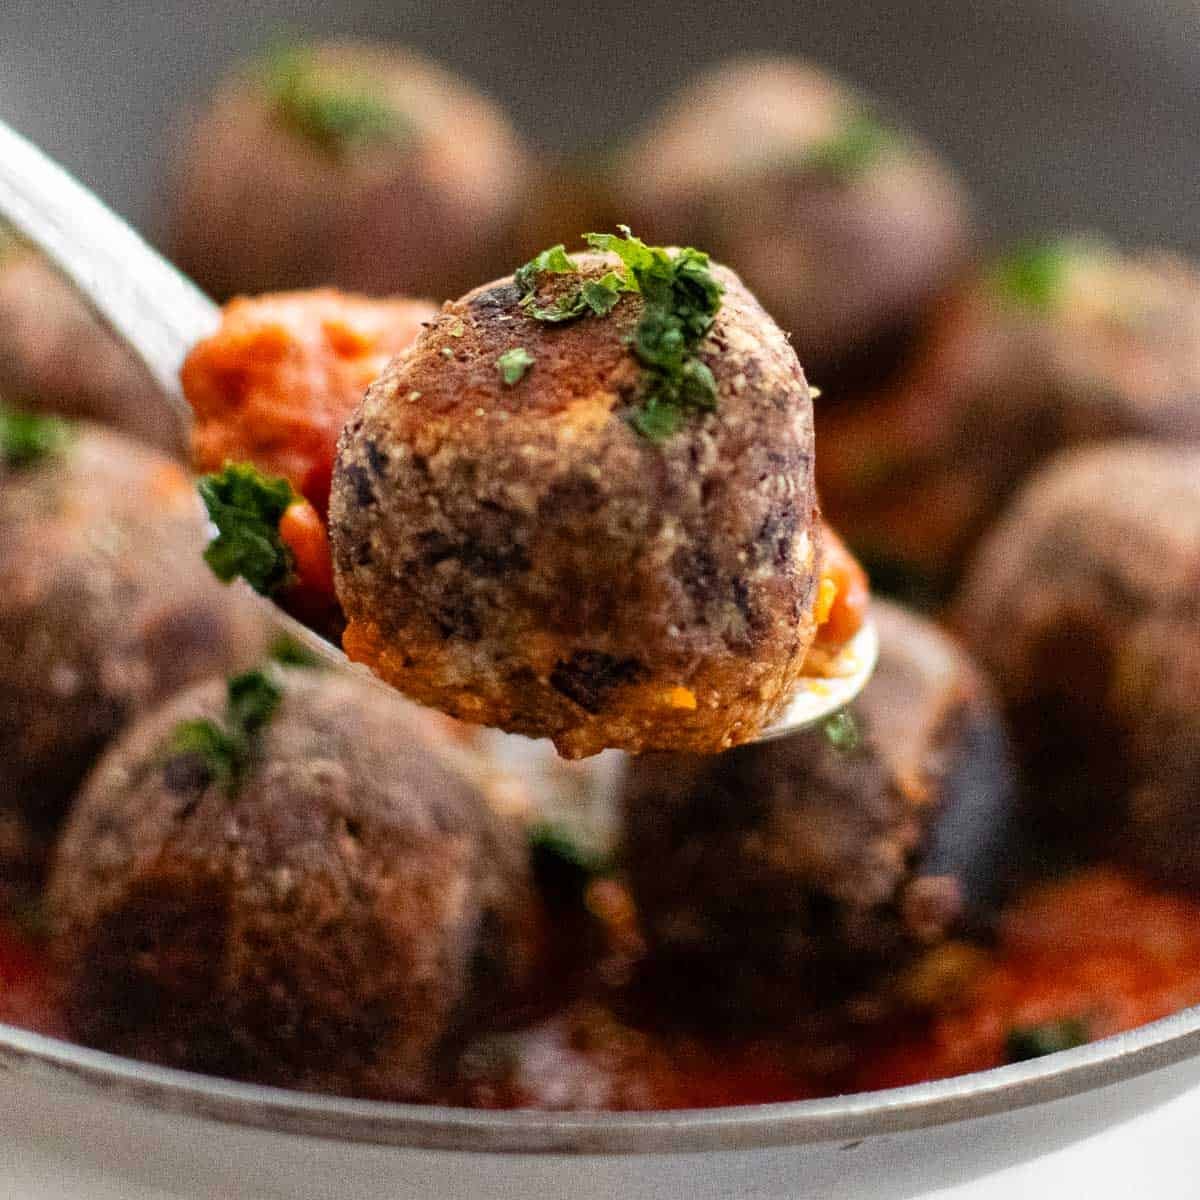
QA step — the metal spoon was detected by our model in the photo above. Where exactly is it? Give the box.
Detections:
[0,117,877,745]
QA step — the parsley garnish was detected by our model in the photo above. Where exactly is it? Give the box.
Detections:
[529,819,613,904]
[584,227,724,440]
[164,668,284,793]
[263,44,409,156]
[0,404,71,468]
[497,347,535,386]
[1005,1018,1089,1063]
[512,227,724,438]
[822,709,862,753]
[990,239,1076,310]
[198,463,296,595]
[268,634,323,669]
[514,244,577,294]
[798,113,896,178]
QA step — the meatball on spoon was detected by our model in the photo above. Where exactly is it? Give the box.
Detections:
[0,118,876,747]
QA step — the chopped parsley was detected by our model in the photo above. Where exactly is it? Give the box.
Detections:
[198,462,296,595]
[1005,1018,1089,1063]
[585,227,724,440]
[497,346,535,386]
[511,227,724,439]
[268,633,323,669]
[514,243,578,294]
[797,113,896,178]
[990,238,1079,310]
[0,404,71,468]
[164,668,284,793]
[529,819,613,905]
[822,709,862,754]
[262,44,410,156]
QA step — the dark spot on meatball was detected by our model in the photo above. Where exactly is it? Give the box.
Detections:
[434,597,483,642]
[417,528,530,577]
[467,282,522,314]
[549,651,645,714]
[364,439,390,477]
[756,501,799,568]
[345,463,376,509]
[539,473,603,518]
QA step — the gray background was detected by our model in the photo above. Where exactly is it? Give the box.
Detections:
[2,0,1198,254]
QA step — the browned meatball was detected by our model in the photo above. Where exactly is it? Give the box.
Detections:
[331,241,827,758]
[0,421,268,884]
[168,41,529,302]
[620,600,1016,1028]
[49,666,546,1100]
[954,442,1200,881]
[614,57,972,392]
[0,229,181,453]
[819,239,1200,600]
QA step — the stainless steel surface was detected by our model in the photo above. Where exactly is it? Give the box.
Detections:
[0,116,878,740]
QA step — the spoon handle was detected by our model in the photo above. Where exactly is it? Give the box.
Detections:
[0,118,217,430]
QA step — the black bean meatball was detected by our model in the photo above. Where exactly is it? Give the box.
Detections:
[48,667,546,1100]
[954,442,1200,880]
[620,600,1016,1028]
[0,229,182,453]
[614,57,972,392]
[169,41,529,302]
[331,241,827,758]
[0,422,268,883]
[818,239,1200,599]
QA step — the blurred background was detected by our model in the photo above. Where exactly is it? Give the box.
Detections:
[2,0,1198,252]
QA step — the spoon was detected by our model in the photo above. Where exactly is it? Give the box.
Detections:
[0,117,877,745]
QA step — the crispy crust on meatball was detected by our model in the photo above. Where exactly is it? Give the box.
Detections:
[0,425,268,880]
[331,254,823,757]
[48,669,545,1100]
[615,57,972,389]
[620,600,1016,1027]
[953,442,1200,870]
[169,41,530,301]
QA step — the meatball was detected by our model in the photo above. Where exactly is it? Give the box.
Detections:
[0,421,269,883]
[331,237,833,758]
[169,41,530,302]
[620,600,1016,1028]
[614,57,972,392]
[49,666,545,1100]
[0,228,180,453]
[954,442,1200,882]
[819,239,1200,598]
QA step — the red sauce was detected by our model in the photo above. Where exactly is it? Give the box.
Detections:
[0,915,62,1037]
[8,867,1200,1108]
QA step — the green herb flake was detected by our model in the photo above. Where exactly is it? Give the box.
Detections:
[0,404,72,468]
[441,346,455,359]
[162,668,286,794]
[529,819,613,904]
[197,462,296,595]
[263,44,410,156]
[822,709,862,753]
[798,113,896,178]
[580,271,625,316]
[514,243,578,294]
[448,320,466,337]
[584,227,725,440]
[989,239,1076,310]
[268,634,323,669]
[1005,1018,1089,1063]
[497,347,535,386]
